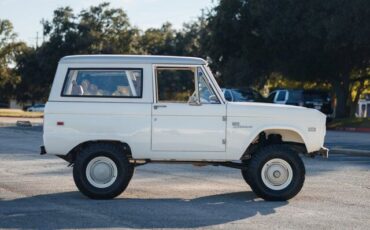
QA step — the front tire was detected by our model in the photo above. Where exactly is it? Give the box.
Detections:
[73,143,134,199]
[245,145,305,201]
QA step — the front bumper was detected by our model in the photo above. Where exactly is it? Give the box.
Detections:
[309,147,329,158]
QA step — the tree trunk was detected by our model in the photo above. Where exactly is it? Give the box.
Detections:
[332,76,350,118]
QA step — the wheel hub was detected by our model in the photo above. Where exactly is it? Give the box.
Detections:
[86,156,118,188]
[261,158,293,190]
[273,170,281,178]
[91,161,113,183]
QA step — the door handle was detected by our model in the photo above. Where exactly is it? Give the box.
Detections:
[153,105,167,109]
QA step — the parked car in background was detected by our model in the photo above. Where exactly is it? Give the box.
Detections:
[27,104,45,112]
[303,90,333,116]
[267,89,333,116]
[267,89,303,106]
[222,88,264,102]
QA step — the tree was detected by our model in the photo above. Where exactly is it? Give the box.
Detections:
[206,0,370,117]
[15,3,141,103]
[204,0,272,88]
[15,7,78,103]
[0,19,25,102]
[14,46,46,103]
[251,0,370,118]
[139,20,208,57]
[174,20,206,57]
[139,22,176,55]
[13,2,215,103]
[78,2,140,54]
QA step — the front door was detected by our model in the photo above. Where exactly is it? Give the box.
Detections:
[151,66,226,152]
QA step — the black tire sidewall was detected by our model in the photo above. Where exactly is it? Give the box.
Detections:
[247,145,305,201]
[241,160,251,185]
[73,144,133,199]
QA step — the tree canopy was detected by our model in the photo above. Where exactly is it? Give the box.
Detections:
[0,19,25,102]
[205,0,370,117]
[0,1,369,117]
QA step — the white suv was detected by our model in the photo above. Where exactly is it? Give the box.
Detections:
[42,55,328,201]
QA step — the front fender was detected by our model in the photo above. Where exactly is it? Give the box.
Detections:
[226,119,314,160]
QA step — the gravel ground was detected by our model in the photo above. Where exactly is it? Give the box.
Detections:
[0,127,369,229]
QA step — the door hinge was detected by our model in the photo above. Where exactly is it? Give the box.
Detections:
[222,116,227,121]
[222,139,226,145]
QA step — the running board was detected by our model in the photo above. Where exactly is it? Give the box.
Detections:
[130,160,248,170]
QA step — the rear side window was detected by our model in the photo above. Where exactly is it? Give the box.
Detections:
[62,69,143,98]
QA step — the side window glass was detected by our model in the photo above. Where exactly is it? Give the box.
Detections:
[62,69,142,97]
[276,91,287,101]
[156,67,195,103]
[197,67,220,104]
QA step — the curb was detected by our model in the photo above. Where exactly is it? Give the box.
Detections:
[330,148,370,157]
[327,127,370,133]
[0,116,43,118]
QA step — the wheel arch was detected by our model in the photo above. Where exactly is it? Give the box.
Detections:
[240,126,308,160]
[59,140,132,164]
[263,128,306,144]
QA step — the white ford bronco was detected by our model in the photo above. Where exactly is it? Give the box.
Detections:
[42,55,328,201]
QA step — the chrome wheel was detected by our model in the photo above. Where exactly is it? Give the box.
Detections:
[261,158,293,190]
[86,156,118,188]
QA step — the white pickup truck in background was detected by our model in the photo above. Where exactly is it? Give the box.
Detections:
[42,55,328,201]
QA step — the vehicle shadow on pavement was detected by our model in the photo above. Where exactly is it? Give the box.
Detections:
[0,191,287,228]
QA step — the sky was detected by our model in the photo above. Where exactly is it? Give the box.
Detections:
[0,0,214,46]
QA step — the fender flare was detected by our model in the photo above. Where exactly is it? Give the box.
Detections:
[239,125,308,158]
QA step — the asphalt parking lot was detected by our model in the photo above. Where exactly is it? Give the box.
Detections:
[0,126,370,229]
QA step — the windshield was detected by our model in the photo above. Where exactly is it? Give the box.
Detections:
[205,65,224,102]
[197,67,220,104]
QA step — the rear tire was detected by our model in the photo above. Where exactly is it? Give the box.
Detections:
[73,143,134,199]
[245,145,305,201]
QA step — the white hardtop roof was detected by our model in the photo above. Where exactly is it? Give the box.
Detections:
[60,55,207,65]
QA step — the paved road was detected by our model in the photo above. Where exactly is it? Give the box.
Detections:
[0,127,370,229]
[325,130,370,151]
